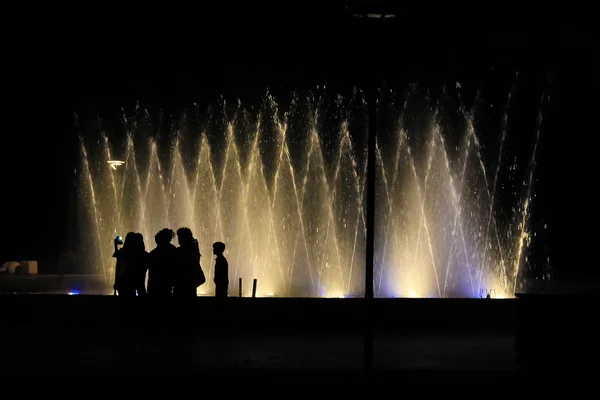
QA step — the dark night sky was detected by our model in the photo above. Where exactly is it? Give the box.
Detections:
[2,2,594,279]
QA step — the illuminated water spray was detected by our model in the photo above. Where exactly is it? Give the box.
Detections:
[76,85,546,298]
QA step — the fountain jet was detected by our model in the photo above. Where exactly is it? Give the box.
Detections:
[76,87,545,298]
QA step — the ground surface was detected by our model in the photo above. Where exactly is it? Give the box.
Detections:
[1,325,523,393]
[1,295,595,394]
[1,326,516,370]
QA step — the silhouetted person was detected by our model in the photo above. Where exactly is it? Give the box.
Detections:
[112,231,145,340]
[113,232,138,297]
[174,227,202,336]
[213,241,228,298]
[148,228,176,297]
[133,232,149,297]
[174,227,201,299]
[146,228,177,345]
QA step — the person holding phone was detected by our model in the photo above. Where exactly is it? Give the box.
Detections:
[113,232,137,297]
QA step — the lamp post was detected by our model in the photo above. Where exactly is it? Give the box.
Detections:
[345,1,398,375]
[106,158,124,288]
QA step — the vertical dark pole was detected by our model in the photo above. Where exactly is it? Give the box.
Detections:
[364,84,377,374]
[239,277,243,298]
[252,278,257,298]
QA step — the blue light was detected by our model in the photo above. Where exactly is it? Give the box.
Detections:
[68,290,79,295]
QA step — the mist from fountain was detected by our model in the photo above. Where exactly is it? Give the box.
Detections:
[75,84,546,298]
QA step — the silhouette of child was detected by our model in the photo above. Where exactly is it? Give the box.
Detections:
[213,242,228,298]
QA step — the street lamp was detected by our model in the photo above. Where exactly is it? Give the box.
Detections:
[345,0,398,375]
[345,1,397,18]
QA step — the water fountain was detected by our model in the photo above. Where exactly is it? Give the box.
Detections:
[75,82,547,298]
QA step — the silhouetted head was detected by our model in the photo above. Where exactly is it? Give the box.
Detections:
[123,232,137,250]
[155,228,174,246]
[176,227,194,246]
[135,232,145,251]
[213,241,226,256]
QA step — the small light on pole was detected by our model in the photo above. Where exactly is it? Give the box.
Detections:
[107,160,125,170]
